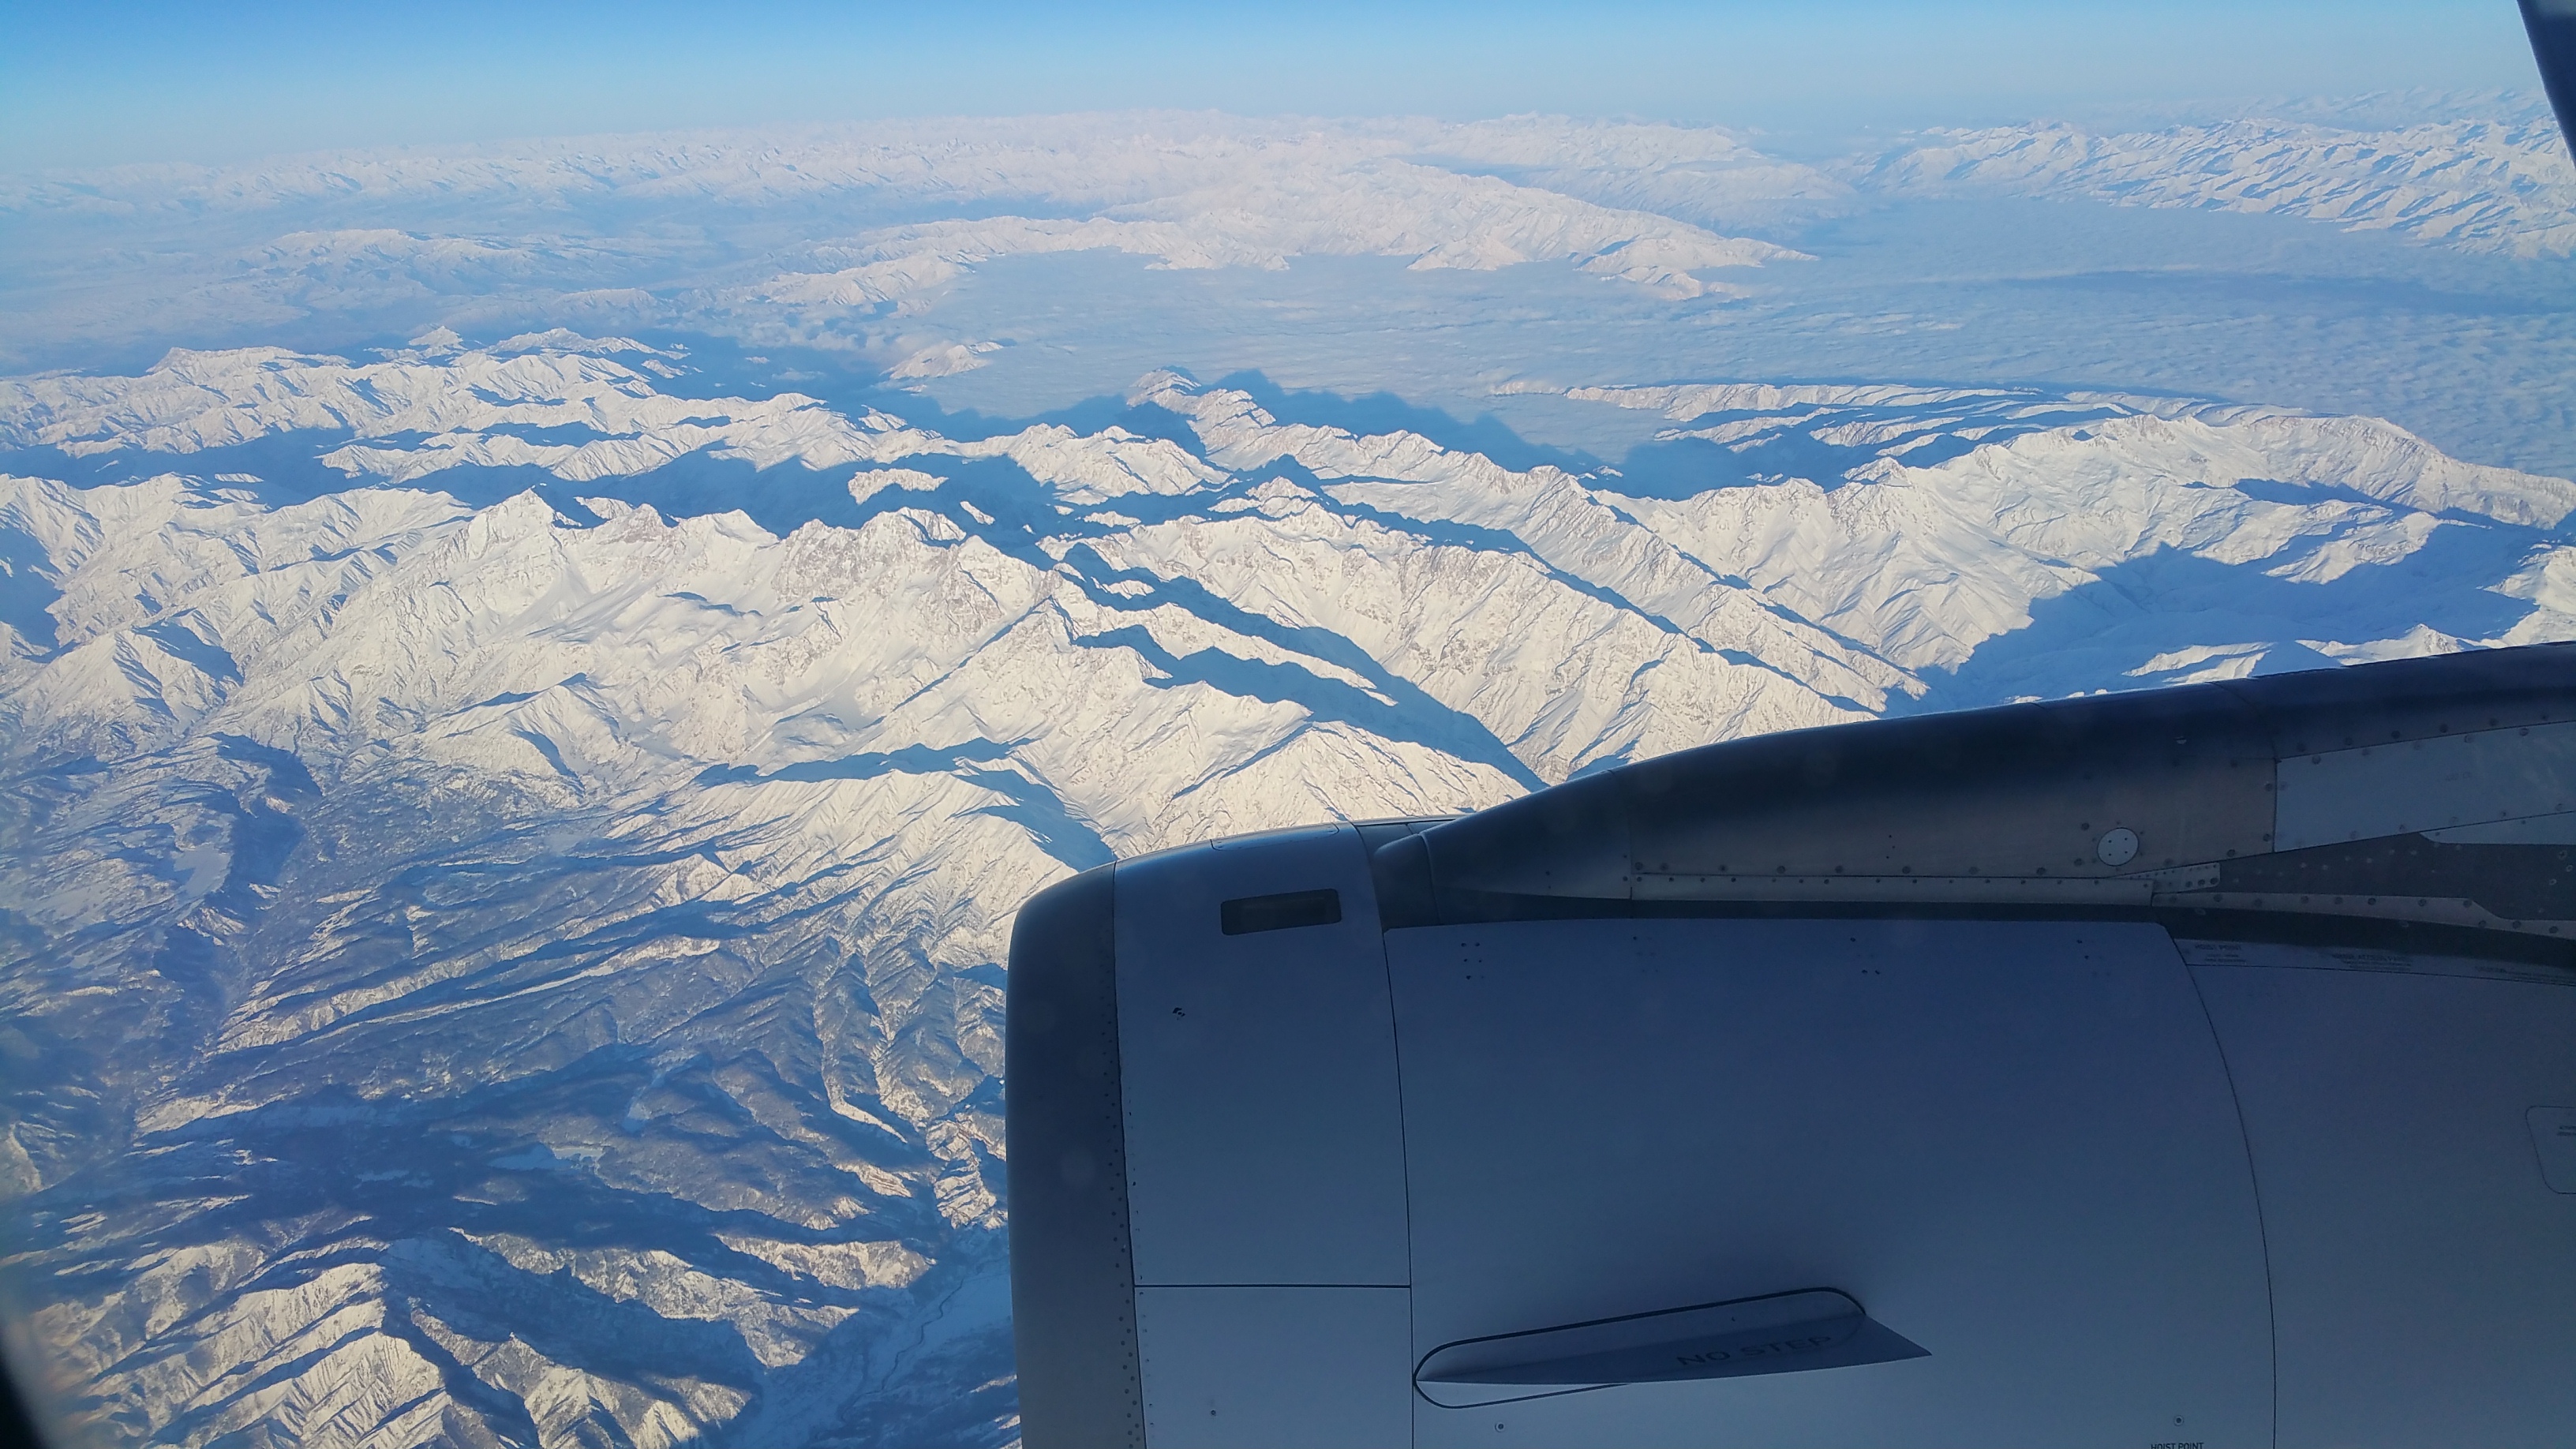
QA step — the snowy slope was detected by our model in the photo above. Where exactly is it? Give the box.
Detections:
[1562,379,2576,698]
[4,334,2574,1448]
[1852,109,2576,257]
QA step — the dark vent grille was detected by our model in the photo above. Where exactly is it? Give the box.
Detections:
[1221,889,1342,935]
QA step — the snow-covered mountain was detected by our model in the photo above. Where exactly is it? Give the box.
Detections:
[3,331,2573,1446]
[9,78,2576,1447]
[1850,104,2576,257]
[0,114,1828,376]
[14,100,2572,381]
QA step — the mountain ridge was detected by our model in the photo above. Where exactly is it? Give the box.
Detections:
[4,330,2574,1446]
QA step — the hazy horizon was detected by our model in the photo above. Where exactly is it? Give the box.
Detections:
[2,1,2548,172]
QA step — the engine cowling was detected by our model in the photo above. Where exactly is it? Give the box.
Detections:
[1009,643,2576,1449]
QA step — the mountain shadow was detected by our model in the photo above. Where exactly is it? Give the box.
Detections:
[1905,526,2546,713]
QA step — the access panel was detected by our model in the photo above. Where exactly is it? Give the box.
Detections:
[1135,1286,1413,1449]
[2186,943,2576,1447]
[1115,825,1410,1287]
[1389,918,2273,1448]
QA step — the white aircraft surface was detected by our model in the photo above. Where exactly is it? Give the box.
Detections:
[1009,639,2576,1447]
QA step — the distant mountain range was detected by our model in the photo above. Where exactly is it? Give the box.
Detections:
[1851,108,2576,257]
[9,102,2570,376]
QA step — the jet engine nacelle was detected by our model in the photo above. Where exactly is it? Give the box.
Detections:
[1007,645,2576,1448]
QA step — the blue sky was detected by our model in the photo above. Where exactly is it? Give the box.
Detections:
[0,1,2548,171]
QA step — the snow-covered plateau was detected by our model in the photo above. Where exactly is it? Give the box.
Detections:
[6,90,2576,1449]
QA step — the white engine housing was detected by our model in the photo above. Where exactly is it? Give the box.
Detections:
[1008,646,2576,1449]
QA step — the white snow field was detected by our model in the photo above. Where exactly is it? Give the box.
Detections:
[1851,100,2576,258]
[4,95,2576,1447]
